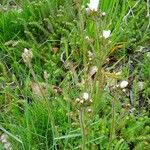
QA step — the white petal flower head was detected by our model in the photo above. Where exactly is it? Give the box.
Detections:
[120,80,128,89]
[24,48,29,53]
[102,12,106,16]
[83,92,89,100]
[22,48,33,64]
[87,0,99,11]
[102,30,111,39]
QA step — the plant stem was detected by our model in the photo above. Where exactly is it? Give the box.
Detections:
[108,98,115,150]
[79,109,86,150]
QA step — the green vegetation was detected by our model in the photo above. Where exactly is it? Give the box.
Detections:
[0,0,150,149]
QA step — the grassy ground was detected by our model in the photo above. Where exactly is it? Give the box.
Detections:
[0,0,150,149]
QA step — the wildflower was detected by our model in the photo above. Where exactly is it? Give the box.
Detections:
[87,108,92,113]
[44,71,50,80]
[88,51,94,61]
[102,30,111,39]
[0,133,8,143]
[85,36,90,40]
[88,51,93,57]
[102,12,106,16]
[4,143,12,150]
[83,92,89,100]
[85,36,93,44]
[22,48,33,65]
[0,133,12,150]
[86,0,99,12]
[120,80,128,89]
[122,89,127,92]
[75,98,80,103]
[89,99,93,103]
[80,99,84,104]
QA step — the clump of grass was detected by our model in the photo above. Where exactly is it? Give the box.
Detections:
[0,0,150,149]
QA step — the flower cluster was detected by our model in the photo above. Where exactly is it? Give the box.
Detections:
[102,30,111,39]
[112,80,129,91]
[0,133,12,150]
[75,92,93,113]
[22,48,33,66]
[86,0,100,12]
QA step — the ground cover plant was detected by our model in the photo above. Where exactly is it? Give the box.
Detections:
[0,0,150,149]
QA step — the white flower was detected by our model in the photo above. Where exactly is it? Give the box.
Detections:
[83,92,89,100]
[44,71,50,79]
[0,133,8,143]
[85,36,93,44]
[24,48,29,53]
[4,143,11,149]
[120,81,128,89]
[102,30,111,39]
[87,108,92,113]
[75,98,80,103]
[22,48,33,64]
[102,12,106,16]
[87,0,99,11]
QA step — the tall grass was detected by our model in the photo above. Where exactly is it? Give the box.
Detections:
[0,0,150,149]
